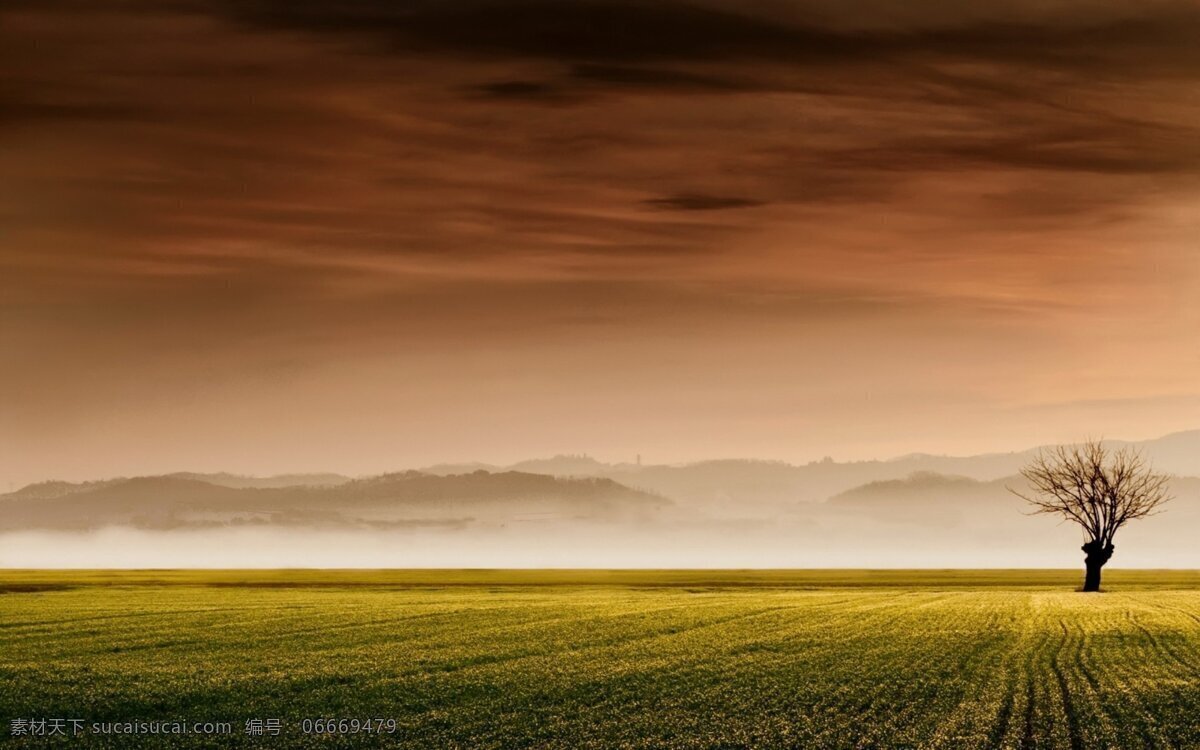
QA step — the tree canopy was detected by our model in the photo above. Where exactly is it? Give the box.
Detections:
[1012,440,1170,547]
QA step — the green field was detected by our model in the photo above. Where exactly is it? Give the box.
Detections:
[4,570,1200,749]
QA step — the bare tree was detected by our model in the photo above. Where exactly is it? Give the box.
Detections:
[1010,440,1170,592]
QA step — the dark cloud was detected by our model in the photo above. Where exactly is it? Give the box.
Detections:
[0,89,153,129]
[469,80,568,102]
[220,0,1200,77]
[225,0,861,63]
[568,64,750,93]
[467,65,754,106]
[207,0,1200,206]
[643,194,767,211]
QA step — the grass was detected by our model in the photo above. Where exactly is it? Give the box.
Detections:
[3,570,1200,748]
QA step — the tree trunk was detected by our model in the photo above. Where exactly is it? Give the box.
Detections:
[1081,540,1114,592]
[1083,559,1103,592]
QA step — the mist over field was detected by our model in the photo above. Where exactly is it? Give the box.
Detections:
[4,431,1198,569]
[0,521,1104,569]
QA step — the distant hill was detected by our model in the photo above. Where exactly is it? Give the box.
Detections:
[0,471,670,531]
[831,471,989,503]
[420,454,635,478]
[821,471,1200,545]
[417,431,1200,516]
[1110,430,1200,477]
[7,430,1196,530]
[827,472,1026,527]
[3,479,125,501]
[166,472,353,489]
[5,436,1199,567]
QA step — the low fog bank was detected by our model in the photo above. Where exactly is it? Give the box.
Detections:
[3,516,1192,569]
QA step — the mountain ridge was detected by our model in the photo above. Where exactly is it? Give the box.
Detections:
[6,430,1196,529]
[0,471,670,532]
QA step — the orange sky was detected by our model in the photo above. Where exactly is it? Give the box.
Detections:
[2,0,1199,487]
